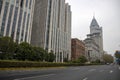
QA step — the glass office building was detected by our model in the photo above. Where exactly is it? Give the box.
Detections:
[31,0,71,62]
[0,0,35,43]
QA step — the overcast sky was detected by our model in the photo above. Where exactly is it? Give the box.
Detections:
[66,0,120,55]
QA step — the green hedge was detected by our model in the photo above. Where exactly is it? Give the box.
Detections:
[0,60,102,68]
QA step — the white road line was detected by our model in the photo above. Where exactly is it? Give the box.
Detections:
[109,70,113,73]
[100,70,104,72]
[14,74,55,80]
[89,69,96,72]
[119,67,120,70]
[83,77,88,80]
[72,68,80,70]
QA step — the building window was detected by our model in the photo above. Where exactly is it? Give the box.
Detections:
[25,13,30,42]
[6,5,14,36]
[1,2,9,36]
[26,0,28,8]
[21,12,26,41]
[29,0,32,9]
[20,0,24,8]
[0,0,3,15]
[16,0,19,4]
[16,9,23,43]
[11,7,18,39]
[45,0,52,50]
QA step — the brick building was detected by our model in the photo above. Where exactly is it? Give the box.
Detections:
[71,38,85,60]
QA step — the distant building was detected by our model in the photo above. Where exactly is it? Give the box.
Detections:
[84,17,104,62]
[71,38,85,60]
[31,0,71,62]
[0,0,35,43]
[84,38,99,61]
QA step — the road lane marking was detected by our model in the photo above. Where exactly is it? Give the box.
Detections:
[100,70,104,72]
[14,74,55,80]
[83,77,88,80]
[71,68,80,70]
[109,70,113,73]
[89,69,96,72]
[119,67,120,70]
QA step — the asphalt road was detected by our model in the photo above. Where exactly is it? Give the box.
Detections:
[0,65,120,80]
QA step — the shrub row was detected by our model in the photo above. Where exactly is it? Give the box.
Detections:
[0,60,102,68]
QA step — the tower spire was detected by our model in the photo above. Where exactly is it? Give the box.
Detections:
[93,12,95,19]
[90,14,99,27]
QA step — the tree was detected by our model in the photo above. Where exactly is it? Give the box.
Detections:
[48,51,55,62]
[64,58,68,62]
[15,42,34,61]
[95,59,101,63]
[44,52,49,62]
[0,37,17,59]
[115,51,120,59]
[33,47,45,61]
[114,51,120,65]
[73,55,87,63]
[78,55,87,63]
[44,50,55,62]
[103,54,114,63]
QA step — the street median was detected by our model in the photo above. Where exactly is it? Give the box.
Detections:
[0,60,102,68]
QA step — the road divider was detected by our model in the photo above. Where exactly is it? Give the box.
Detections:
[0,60,103,69]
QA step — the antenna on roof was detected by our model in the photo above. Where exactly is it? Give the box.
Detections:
[93,12,95,19]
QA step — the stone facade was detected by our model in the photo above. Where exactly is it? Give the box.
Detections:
[84,17,103,62]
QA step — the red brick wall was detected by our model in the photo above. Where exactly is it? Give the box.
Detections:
[71,38,85,60]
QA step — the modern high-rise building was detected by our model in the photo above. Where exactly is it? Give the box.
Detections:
[31,0,50,49]
[31,0,71,62]
[84,17,104,61]
[0,0,35,43]
[65,3,71,62]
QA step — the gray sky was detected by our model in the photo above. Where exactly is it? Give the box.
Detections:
[66,0,120,55]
